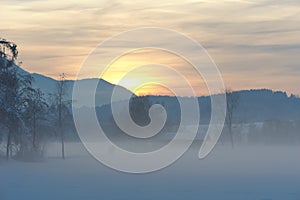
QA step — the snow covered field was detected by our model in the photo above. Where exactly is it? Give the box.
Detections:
[0,142,299,200]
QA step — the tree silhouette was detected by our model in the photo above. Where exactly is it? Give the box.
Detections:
[52,73,70,159]
[0,38,31,159]
[129,96,151,126]
[225,89,239,148]
[23,88,48,151]
[0,38,18,61]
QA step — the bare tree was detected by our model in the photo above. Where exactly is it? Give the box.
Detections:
[55,73,69,159]
[24,88,48,151]
[226,89,240,148]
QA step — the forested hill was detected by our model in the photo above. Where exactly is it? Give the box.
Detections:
[18,67,300,123]
[147,89,300,123]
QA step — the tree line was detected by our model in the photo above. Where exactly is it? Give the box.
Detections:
[0,38,71,161]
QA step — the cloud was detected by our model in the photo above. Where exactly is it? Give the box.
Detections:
[0,0,299,95]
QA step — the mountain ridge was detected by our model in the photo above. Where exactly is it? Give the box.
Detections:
[17,66,300,119]
[18,68,135,107]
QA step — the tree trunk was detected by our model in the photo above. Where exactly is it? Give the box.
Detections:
[6,131,11,160]
[61,131,65,159]
[229,123,234,149]
[59,102,65,159]
[32,113,37,151]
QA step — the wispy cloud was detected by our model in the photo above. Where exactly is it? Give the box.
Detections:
[0,0,299,95]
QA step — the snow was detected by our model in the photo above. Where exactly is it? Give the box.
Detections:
[0,143,299,200]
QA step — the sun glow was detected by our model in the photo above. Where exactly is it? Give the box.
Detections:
[133,84,176,96]
[101,48,207,96]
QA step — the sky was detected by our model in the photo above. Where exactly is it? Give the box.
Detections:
[0,0,300,96]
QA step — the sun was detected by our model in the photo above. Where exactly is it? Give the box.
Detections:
[133,84,176,96]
